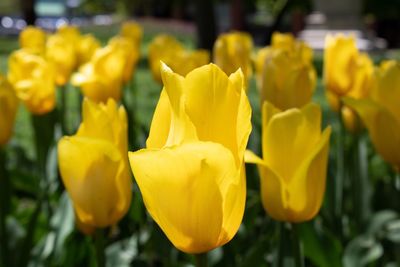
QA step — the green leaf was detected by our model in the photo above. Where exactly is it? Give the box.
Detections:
[297,220,342,267]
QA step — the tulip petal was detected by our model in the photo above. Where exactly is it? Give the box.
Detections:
[146,89,172,148]
[287,126,331,222]
[244,150,265,165]
[372,61,400,122]
[263,102,321,183]
[344,97,400,168]
[230,70,252,162]
[161,63,197,146]
[183,64,244,164]
[58,136,128,227]
[128,141,238,253]
[218,164,246,245]
[259,164,288,221]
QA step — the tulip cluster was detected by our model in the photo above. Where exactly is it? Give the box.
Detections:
[3,20,400,267]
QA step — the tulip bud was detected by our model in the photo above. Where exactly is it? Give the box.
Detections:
[246,101,331,222]
[120,21,143,47]
[8,49,56,115]
[19,26,46,53]
[213,32,253,85]
[58,98,132,229]
[148,34,185,83]
[128,63,252,253]
[46,34,77,86]
[259,49,316,110]
[0,74,19,146]
[72,45,125,103]
[108,36,140,83]
[76,34,101,66]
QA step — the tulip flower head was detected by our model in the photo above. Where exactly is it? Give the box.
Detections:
[128,63,252,253]
[344,60,400,170]
[108,36,140,83]
[19,26,46,53]
[8,49,56,115]
[46,34,77,86]
[58,98,132,230]
[324,34,374,133]
[246,102,331,222]
[120,21,143,47]
[72,45,126,103]
[76,34,101,66]
[213,31,253,85]
[254,32,315,110]
[0,74,19,146]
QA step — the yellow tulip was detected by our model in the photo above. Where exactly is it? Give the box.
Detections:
[57,24,81,44]
[255,32,313,98]
[19,26,46,53]
[258,49,316,110]
[76,34,101,66]
[72,45,125,103]
[344,60,400,170]
[46,34,76,86]
[168,49,210,77]
[8,49,56,115]
[128,63,252,253]
[213,32,253,85]
[324,34,359,96]
[120,21,143,46]
[58,98,131,229]
[108,36,140,83]
[245,101,331,222]
[148,34,185,83]
[324,38,374,133]
[0,74,19,146]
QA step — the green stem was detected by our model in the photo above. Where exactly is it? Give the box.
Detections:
[195,253,208,267]
[123,79,138,150]
[277,223,304,267]
[59,85,68,135]
[352,134,370,228]
[94,229,106,267]
[334,104,345,235]
[0,148,10,267]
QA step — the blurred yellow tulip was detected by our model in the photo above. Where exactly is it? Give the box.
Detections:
[46,34,76,86]
[168,49,210,77]
[213,31,253,85]
[109,36,140,83]
[258,49,316,110]
[128,63,252,253]
[148,34,185,82]
[324,35,374,133]
[246,102,331,222]
[76,34,101,66]
[57,24,81,44]
[58,98,132,229]
[8,49,56,115]
[19,26,46,53]
[324,34,359,96]
[120,21,143,46]
[72,45,125,103]
[344,60,400,170]
[255,32,313,99]
[0,74,19,146]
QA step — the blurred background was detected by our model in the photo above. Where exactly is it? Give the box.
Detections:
[1,0,400,50]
